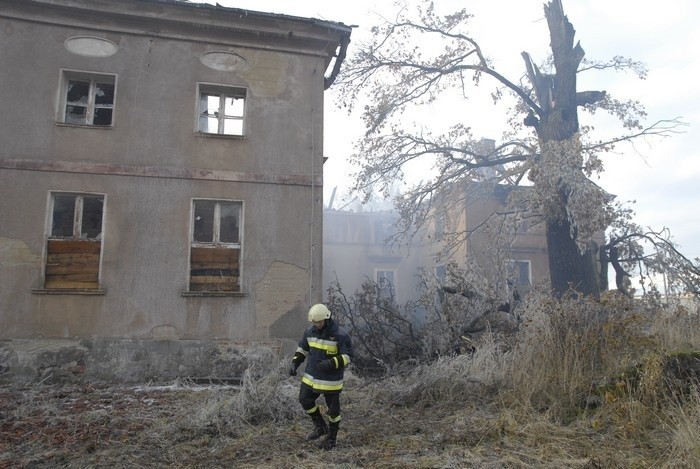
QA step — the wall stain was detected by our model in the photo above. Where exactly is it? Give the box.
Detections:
[0,237,40,265]
[255,261,308,337]
[239,51,289,96]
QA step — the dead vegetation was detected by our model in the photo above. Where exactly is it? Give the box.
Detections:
[2,292,700,468]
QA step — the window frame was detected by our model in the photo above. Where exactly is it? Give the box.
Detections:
[48,193,105,240]
[188,198,244,294]
[40,191,106,292]
[435,264,447,284]
[506,259,532,292]
[434,212,446,240]
[196,83,247,137]
[375,268,398,301]
[57,69,117,128]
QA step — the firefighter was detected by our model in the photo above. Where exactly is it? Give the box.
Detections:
[288,303,354,450]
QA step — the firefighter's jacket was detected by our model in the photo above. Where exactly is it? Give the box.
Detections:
[294,319,353,393]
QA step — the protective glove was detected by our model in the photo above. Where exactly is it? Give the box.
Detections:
[289,363,299,376]
[317,359,335,372]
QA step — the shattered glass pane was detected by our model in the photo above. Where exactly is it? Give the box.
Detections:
[52,195,76,237]
[199,93,220,133]
[219,202,240,243]
[94,83,114,105]
[224,96,244,117]
[193,201,215,243]
[81,196,104,239]
[63,76,115,126]
[199,94,219,115]
[66,80,90,105]
[65,105,87,124]
[93,108,113,126]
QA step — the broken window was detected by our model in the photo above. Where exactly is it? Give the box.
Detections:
[59,71,115,126]
[197,85,245,136]
[190,199,242,292]
[45,193,104,290]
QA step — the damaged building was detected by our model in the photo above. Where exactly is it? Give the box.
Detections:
[0,0,351,383]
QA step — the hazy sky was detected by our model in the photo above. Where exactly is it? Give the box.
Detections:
[206,0,700,260]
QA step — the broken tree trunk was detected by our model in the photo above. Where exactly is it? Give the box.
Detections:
[523,0,606,297]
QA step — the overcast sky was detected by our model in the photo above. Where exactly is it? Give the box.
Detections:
[207,0,700,260]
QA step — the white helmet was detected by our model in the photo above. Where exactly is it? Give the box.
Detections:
[308,303,331,322]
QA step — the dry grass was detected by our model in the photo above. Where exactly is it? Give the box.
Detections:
[2,294,700,468]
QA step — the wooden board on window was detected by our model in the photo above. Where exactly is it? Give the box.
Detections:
[189,276,240,292]
[45,273,99,282]
[43,279,100,290]
[190,260,240,270]
[189,246,240,292]
[190,260,239,270]
[47,239,101,254]
[46,254,100,269]
[190,247,241,265]
[45,239,101,289]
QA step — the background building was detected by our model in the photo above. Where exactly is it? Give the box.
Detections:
[323,208,427,304]
[323,182,562,309]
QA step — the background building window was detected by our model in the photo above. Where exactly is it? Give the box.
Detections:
[373,219,395,245]
[190,199,242,292]
[434,212,446,240]
[45,193,104,290]
[435,264,447,284]
[198,85,245,136]
[506,259,531,292]
[60,71,115,126]
[376,269,397,301]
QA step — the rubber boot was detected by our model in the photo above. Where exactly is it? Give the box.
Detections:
[306,412,328,441]
[319,422,338,450]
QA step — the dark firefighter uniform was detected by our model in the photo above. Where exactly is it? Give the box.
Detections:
[289,304,353,450]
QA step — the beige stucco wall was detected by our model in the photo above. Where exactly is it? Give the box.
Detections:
[464,192,550,287]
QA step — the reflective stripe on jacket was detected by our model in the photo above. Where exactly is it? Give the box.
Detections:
[297,319,353,393]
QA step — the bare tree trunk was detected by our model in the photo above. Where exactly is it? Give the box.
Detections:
[546,209,600,296]
[527,0,602,297]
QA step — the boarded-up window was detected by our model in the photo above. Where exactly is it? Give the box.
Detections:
[190,200,242,292]
[45,194,104,290]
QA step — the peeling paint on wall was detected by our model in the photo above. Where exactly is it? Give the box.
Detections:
[239,51,289,96]
[255,261,309,337]
[0,237,40,265]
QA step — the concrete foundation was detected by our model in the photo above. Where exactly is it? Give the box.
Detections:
[0,338,296,385]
